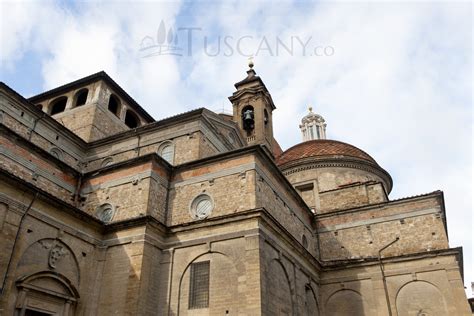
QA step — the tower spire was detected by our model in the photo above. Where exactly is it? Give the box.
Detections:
[300,106,327,141]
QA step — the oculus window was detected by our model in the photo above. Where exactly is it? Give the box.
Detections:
[190,194,213,220]
[96,203,115,223]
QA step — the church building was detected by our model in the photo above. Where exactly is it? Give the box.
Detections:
[0,64,470,315]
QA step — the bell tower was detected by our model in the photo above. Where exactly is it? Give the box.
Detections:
[229,60,276,154]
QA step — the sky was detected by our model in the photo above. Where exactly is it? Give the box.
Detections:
[1,0,472,297]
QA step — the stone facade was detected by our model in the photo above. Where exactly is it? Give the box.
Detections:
[0,67,470,316]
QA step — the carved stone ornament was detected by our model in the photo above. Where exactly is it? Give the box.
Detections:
[48,244,68,269]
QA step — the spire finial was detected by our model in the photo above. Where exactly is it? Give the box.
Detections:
[248,57,254,69]
[308,106,313,112]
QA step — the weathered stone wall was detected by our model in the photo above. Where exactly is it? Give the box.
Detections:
[198,132,219,159]
[97,232,146,315]
[163,219,263,315]
[284,166,387,193]
[54,101,128,142]
[168,155,256,226]
[80,159,169,223]
[319,182,387,213]
[283,165,390,214]
[0,89,85,170]
[0,132,77,203]
[255,156,316,258]
[319,254,471,315]
[0,180,104,315]
[317,194,449,260]
[260,231,320,316]
[86,129,222,172]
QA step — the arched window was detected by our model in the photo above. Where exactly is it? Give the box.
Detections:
[159,143,174,164]
[264,109,269,125]
[50,96,67,115]
[108,94,121,117]
[74,88,88,107]
[315,125,321,139]
[124,110,140,128]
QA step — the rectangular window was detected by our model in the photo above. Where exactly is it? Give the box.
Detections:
[189,261,210,309]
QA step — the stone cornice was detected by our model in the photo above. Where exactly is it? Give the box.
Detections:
[320,247,464,273]
[280,156,393,194]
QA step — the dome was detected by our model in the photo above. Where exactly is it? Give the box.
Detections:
[277,139,377,166]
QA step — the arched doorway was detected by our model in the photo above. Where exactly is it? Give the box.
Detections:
[15,272,79,316]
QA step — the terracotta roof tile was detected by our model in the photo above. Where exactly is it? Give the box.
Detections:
[276,140,376,166]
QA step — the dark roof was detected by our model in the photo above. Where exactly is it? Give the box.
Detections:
[277,139,377,166]
[27,71,155,123]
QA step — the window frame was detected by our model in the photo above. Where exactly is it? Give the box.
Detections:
[188,260,210,309]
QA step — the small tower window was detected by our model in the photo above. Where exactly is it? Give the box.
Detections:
[264,109,269,125]
[50,96,67,115]
[241,105,254,132]
[124,110,140,128]
[108,94,121,117]
[74,88,88,107]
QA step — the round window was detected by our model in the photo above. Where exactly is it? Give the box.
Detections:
[96,203,115,223]
[190,194,213,220]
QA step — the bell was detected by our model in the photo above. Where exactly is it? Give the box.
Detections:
[244,111,253,121]
[242,109,254,131]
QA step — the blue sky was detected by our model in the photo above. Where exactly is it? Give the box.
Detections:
[1,0,472,296]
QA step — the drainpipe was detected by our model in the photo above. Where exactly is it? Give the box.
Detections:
[378,237,399,316]
[167,248,175,316]
[0,191,38,295]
